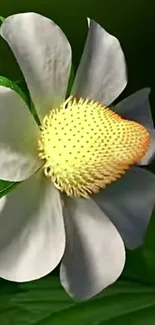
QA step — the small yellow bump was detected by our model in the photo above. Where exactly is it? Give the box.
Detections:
[38,96,150,198]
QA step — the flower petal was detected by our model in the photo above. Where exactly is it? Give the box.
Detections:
[0,86,41,181]
[71,19,127,105]
[0,170,65,281]
[114,89,155,165]
[93,167,155,250]
[114,89,154,127]
[138,129,155,165]
[60,197,125,300]
[1,13,72,120]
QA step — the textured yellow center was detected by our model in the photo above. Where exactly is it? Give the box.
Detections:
[38,97,150,198]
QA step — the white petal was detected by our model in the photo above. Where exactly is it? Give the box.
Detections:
[0,86,41,181]
[0,170,65,281]
[60,197,125,300]
[114,89,155,165]
[138,129,155,165]
[71,19,127,105]
[115,89,154,128]
[93,167,155,250]
[1,13,72,120]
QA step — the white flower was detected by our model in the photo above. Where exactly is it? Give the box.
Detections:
[0,12,155,301]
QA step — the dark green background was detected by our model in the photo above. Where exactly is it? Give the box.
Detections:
[1,1,155,324]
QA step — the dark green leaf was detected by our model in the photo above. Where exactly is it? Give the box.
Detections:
[0,180,17,199]
[0,276,155,325]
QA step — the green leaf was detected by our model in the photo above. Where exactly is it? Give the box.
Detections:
[0,276,155,325]
[0,180,17,199]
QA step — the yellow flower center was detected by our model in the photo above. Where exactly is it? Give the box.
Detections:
[38,97,150,198]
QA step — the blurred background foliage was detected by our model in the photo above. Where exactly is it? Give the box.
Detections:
[0,0,155,324]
